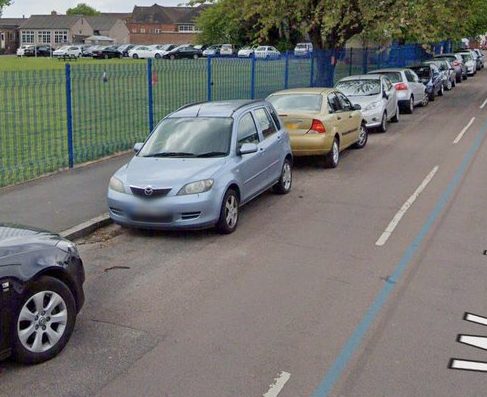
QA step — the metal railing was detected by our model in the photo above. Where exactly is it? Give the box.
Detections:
[0,43,448,187]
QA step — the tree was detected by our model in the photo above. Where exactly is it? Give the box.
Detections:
[66,3,100,16]
[0,0,12,17]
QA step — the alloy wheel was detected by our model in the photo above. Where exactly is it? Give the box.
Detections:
[282,162,292,191]
[17,291,68,353]
[358,125,367,146]
[332,140,339,165]
[225,195,238,228]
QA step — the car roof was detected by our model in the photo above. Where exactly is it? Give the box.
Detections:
[268,87,335,96]
[369,68,406,73]
[339,74,383,81]
[170,100,264,118]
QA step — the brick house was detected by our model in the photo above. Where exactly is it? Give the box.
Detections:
[0,18,25,54]
[85,16,130,44]
[127,4,208,45]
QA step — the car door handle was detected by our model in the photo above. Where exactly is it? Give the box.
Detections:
[336,116,342,120]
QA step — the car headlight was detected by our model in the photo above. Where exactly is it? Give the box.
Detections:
[56,239,79,255]
[178,179,214,195]
[364,101,381,112]
[109,176,125,193]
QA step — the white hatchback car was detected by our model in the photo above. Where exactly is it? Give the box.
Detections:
[128,46,155,59]
[238,45,258,58]
[53,45,82,58]
[16,45,33,57]
[219,44,235,56]
[254,46,281,59]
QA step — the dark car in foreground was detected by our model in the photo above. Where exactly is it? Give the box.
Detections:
[24,45,54,57]
[410,63,444,101]
[162,45,203,60]
[92,46,123,59]
[0,224,84,364]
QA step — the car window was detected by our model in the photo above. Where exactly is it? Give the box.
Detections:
[384,78,393,91]
[405,70,416,82]
[237,113,260,145]
[267,107,281,130]
[254,108,277,138]
[335,92,353,111]
[267,94,322,113]
[327,93,342,113]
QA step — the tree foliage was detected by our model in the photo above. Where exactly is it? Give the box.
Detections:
[66,3,100,16]
[0,0,12,17]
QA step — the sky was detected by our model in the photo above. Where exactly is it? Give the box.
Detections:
[2,0,183,18]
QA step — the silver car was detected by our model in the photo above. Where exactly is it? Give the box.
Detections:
[456,51,476,76]
[368,68,428,114]
[107,100,293,234]
[336,74,399,133]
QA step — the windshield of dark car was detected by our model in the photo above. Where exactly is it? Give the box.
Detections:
[411,67,431,79]
[336,79,381,96]
[268,94,322,112]
[139,117,233,158]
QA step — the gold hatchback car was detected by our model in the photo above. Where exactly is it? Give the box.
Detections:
[267,88,367,168]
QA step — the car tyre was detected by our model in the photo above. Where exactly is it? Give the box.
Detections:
[353,124,368,149]
[170,54,176,60]
[446,79,452,91]
[438,84,444,96]
[324,137,339,169]
[133,53,138,59]
[391,105,400,123]
[405,96,414,114]
[421,93,429,107]
[273,158,293,194]
[193,54,199,60]
[155,53,161,59]
[216,189,239,234]
[378,112,388,133]
[11,276,77,365]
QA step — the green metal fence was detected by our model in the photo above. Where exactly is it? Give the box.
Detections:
[0,43,447,188]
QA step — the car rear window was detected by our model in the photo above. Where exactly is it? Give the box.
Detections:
[375,72,402,83]
[336,79,381,96]
[267,94,322,113]
[410,66,431,79]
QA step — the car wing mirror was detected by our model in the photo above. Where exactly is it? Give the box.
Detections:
[353,104,362,110]
[382,91,389,99]
[238,143,258,155]
[133,142,143,153]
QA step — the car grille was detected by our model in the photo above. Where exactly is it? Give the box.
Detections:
[130,186,171,199]
[129,214,173,223]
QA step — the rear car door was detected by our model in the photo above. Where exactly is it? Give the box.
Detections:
[335,92,360,148]
[383,77,396,115]
[406,70,424,104]
[253,107,282,188]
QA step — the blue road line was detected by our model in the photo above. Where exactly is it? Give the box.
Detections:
[311,120,487,397]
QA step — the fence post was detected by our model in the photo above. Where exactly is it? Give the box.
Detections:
[309,53,314,87]
[207,56,212,101]
[284,51,289,89]
[250,55,256,99]
[65,63,74,169]
[147,58,154,132]
[348,48,353,76]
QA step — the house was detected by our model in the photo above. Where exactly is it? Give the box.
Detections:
[127,4,208,45]
[0,18,24,54]
[19,14,92,47]
[85,16,129,44]
[85,35,115,45]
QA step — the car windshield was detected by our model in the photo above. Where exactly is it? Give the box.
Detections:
[139,117,233,158]
[411,67,431,79]
[256,46,266,51]
[57,46,70,51]
[268,94,322,113]
[296,44,309,48]
[159,44,172,50]
[460,53,473,61]
[375,71,402,83]
[336,79,381,96]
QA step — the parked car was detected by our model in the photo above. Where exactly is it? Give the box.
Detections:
[16,45,34,57]
[220,44,236,56]
[455,51,476,76]
[193,44,209,52]
[92,46,123,59]
[128,45,155,59]
[0,224,85,364]
[254,46,281,59]
[107,100,293,233]
[369,68,428,113]
[433,53,465,83]
[162,45,202,60]
[294,42,313,57]
[423,59,456,91]
[151,44,176,58]
[409,63,444,101]
[473,48,484,69]
[266,88,367,168]
[336,75,399,133]
[238,45,258,58]
[24,45,54,57]
[117,44,135,57]
[53,46,82,58]
[203,44,222,57]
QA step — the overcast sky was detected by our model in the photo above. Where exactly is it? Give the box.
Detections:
[2,0,183,18]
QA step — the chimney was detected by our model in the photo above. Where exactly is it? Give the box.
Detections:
[51,10,57,15]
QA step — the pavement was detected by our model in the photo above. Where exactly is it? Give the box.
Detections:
[2,71,487,397]
[0,152,131,233]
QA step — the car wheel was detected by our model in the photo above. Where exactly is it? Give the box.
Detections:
[170,54,176,60]
[12,276,77,364]
[353,124,368,149]
[378,112,388,133]
[133,54,138,59]
[421,92,429,107]
[446,79,452,90]
[104,54,109,60]
[193,54,199,59]
[155,53,161,59]
[324,137,340,168]
[273,158,293,194]
[405,96,414,114]
[438,84,444,96]
[118,54,123,59]
[429,91,435,101]
[216,189,239,234]
[391,105,400,122]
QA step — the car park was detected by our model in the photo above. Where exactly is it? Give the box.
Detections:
[294,42,313,57]
[409,63,444,101]
[92,46,123,59]
[336,74,399,133]
[238,45,258,58]
[16,45,33,57]
[23,45,54,57]
[107,100,293,233]
[433,53,465,83]
[117,44,135,57]
[423,59,456,90]
[254,46,281,59]
[456,51,476,76]
[266,88,367,168]
[369,68,428,113]
[128,45,155,59]
[203,44,222,57]
[473,48,484,69]
[53,46,82,58]
[162,45,202,60]
[0,224,85,364]
[150,44,176,58]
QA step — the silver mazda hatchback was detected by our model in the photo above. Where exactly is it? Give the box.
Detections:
[107,100,293,234]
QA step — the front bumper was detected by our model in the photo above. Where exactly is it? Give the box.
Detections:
[361,108,383,128]
[289,133,334,156]
[107,188,222,230]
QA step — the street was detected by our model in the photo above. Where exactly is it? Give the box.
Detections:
[2,72,487,397]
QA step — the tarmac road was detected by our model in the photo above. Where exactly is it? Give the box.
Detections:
[2,71,487,397]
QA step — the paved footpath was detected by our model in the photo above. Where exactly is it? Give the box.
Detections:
[0,153,131,232]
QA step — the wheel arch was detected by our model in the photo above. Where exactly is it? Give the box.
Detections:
[34,268,82,312]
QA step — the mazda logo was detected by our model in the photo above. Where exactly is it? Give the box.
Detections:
[144,186,154,196]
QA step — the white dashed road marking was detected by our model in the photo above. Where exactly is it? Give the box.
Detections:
[263,371,291,397]
[453,117,475,144]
